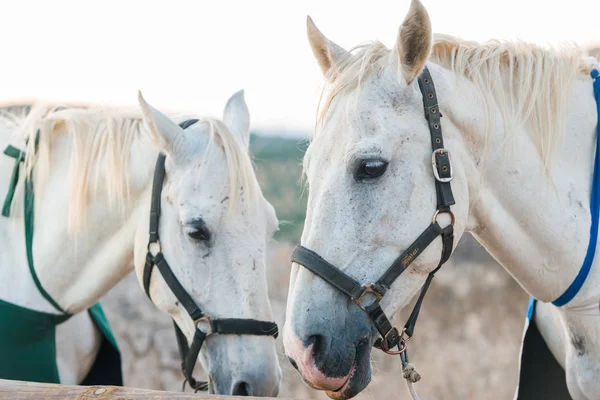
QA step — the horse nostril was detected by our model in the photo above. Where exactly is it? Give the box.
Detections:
[306,334,325,357]
[232,381,250,396]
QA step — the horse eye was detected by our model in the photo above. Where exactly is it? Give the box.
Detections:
[355,159,388,181]
[187,220,211,242]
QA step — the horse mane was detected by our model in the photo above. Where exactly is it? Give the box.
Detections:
[315,34,592,173]
[0,102,259,235]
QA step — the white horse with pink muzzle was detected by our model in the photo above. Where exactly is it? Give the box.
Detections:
[283,1,600,399]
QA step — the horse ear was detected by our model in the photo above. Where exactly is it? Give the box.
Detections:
[222,89,250,149]
[306,16,350,77]
[393,0,433,85]
[138,91,187,157]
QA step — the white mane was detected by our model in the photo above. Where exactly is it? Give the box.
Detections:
[0,103,260,235]
[315,34,592,173]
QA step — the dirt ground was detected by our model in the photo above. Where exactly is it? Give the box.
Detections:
[102,234,529,400]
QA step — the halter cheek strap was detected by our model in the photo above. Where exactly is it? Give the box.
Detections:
[143,120,278,392]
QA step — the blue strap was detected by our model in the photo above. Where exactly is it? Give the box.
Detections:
[552,68,600,306]
[526,297,536,320]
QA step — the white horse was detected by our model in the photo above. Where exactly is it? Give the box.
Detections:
[283,1,600,399]
[0,90,282,396]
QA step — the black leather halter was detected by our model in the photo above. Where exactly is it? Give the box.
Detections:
[291,67,455,358]
[143,119,279,392]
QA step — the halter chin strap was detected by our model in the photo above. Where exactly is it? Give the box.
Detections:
[291,67,455,357]
[143,120,278,392]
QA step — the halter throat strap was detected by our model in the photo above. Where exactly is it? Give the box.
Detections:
[291,66,455,352]
[143,120,278,391]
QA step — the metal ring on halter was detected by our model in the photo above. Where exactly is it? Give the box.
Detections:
[182,377,208,393]
[381,339,410,355]
[147,240,162,255]
[195,315,214,335]
[380,327,413,355]
[432,209,455,226]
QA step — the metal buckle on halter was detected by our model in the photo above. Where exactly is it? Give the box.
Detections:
[194,315,214,335]
[353,283,384,311]
[431,148,453,183]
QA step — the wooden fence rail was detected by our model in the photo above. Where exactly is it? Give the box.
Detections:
[0,379,304,400]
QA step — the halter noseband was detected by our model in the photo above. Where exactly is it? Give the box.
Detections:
[143,119,279,392]
[291,67,455,368]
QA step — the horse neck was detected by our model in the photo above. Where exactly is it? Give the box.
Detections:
[446,67,599,305]
[16,133,157,314]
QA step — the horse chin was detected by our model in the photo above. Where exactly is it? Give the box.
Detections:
[325,339,372,400]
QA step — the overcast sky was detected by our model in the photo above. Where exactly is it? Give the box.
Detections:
[0,0,597,137]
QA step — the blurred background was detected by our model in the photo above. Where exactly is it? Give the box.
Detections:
[1,0,598,398]
[0,0,598,135]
